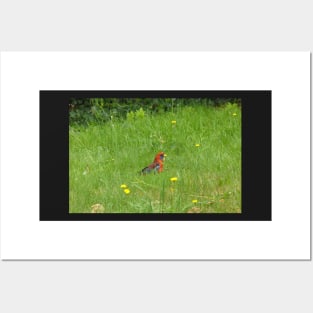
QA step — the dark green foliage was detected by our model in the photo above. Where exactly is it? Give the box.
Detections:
[69,97,241,125]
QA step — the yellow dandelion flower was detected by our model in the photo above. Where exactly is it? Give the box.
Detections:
[124,189,131,194]
[120,184,127,189]
[195,144,200,147]
[170,177,178,182]
[171,120,176,124]
[192,199,198,204]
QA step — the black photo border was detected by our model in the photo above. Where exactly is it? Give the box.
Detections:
[40,90,271,221]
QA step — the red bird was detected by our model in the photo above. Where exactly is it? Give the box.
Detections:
[141,152,165,175]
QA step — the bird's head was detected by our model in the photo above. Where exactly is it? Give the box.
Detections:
[154,152,165,163]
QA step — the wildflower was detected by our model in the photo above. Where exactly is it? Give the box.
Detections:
[124,189,131,195]
[120,184,127,189]
[171,120,176,125]
[192,199,198,204]
[195,144,200,147]
[170,177,178,182]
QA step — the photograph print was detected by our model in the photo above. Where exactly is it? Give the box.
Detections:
[69,96,242,214]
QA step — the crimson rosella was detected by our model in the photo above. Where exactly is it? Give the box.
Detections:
[141,152,165,175]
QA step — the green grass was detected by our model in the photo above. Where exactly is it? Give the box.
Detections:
[69,104,241,213]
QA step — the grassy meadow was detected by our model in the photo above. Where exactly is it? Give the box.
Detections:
[69,103,241,213]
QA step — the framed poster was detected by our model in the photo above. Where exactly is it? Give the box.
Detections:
[0,52,310,260]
